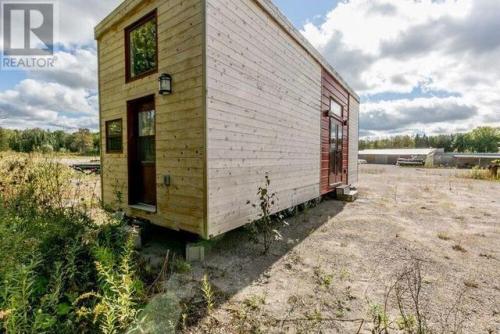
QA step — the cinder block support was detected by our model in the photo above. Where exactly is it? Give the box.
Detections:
[186,243,205,262]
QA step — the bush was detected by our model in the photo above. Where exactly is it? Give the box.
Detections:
[0,156,144,333]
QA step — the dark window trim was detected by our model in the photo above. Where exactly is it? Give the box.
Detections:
[124,9,158,83]
[105,119,123,154]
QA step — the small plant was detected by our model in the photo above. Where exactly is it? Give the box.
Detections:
[201,274,215,313]
[437,232,451,241]
[314,267,333,288]
[172,258,191,274]
[369,303,390,333]
[243,295,266,311]
[75,235,143,333]
[246,174,285,254]
[452,244,467,253]
[339,268,351,281]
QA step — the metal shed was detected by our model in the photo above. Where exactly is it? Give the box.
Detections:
[359,149,439,166]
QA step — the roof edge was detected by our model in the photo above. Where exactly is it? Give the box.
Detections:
[95,0,146,40]
[94,0,360,101]
[254,0,360,101]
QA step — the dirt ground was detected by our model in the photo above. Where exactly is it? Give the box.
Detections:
[155,165,500,333]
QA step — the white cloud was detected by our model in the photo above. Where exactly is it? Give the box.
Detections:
[28,49,98,90]
[0,0,120,130]
[301,0,500,137]
[0,79,98,130]
[57,0,122,47]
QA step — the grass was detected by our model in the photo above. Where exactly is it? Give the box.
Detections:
[0,154,147,333]
[437,232,452,241]
[452,244,467,253]
[458,166,500,182]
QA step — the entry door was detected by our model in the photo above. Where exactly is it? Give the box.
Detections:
[329,117,343,186]
[128,96,157,206]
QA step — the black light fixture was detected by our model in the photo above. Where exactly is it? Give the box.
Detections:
[159,73,172,95]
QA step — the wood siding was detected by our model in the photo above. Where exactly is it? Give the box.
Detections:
[205,0,322,237]
[320,68,349,195]
[348,95,359,185]
[97,0,206,236]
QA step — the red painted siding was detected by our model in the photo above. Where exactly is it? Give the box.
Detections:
[320,68,350,195]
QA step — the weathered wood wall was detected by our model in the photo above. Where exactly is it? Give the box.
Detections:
[348,95,359,185]
[205,0,322,237]
[97,0,206,236]
[320,68,349,194]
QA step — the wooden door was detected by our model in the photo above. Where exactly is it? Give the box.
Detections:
[329,117,343,186]
[128,95,157,206]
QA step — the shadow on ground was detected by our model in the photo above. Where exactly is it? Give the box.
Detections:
[138,196,346,329]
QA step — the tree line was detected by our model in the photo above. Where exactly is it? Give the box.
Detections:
[359,127,500,153]
[0,128,100,155]
[1,126,498,155]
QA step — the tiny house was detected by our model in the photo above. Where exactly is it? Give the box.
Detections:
[95,0,359,239]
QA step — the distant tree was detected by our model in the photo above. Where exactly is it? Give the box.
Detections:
[52,130,68,152]
[0,127,11,151]
[466,127,500,153]
[92,132,100,154]
[70,129,94,154]
[359,127,500,153]
[452,133,468,152]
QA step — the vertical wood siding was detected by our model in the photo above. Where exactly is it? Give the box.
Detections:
[205,0,322,237]
[98,0,206,236]
[348,95,359,185]
[320,68,349,195]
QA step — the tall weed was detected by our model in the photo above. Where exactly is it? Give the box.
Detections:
[0,155,144,333]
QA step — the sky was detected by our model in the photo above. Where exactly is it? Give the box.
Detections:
[0,0,499,138]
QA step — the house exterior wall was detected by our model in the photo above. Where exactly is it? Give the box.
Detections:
[348,95,359,184]
[205,0,322,237]
[96,0,206,236]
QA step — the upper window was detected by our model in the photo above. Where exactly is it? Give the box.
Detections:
[330,99,343,119]
[106,119,123,153]
[125,10,158,82]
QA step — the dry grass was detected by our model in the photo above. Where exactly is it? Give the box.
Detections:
[452,244,467,253]
[437,232,452,241]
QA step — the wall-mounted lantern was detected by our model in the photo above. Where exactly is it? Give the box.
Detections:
[159,73,172,95]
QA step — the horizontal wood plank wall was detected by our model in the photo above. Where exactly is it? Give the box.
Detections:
[98,0,206,236]
[320,68,349,194]
[205,0,322,237]
[348,95,359,185]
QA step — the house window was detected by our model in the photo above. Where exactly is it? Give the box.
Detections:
[106,119,123,153]
[125,10,158,82]
[330,98,342,119]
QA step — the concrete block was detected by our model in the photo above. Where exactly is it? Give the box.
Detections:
[186,243,205,262]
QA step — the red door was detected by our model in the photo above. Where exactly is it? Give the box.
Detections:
[128,96,157,206]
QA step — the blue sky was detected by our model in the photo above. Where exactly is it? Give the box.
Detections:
[274,0,339,27]
[0,0,499,136]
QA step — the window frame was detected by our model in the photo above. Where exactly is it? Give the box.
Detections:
[105,119,123,154]
[329,98,343,120]
[124,9,158,83]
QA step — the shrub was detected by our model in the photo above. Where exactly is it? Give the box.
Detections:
[0,156,144,333]
[246,174,286,255]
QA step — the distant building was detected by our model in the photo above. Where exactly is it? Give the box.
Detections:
[358,148,440,166]
[359,149,500,168]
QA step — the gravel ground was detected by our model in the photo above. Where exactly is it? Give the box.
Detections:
[178,165,500,333]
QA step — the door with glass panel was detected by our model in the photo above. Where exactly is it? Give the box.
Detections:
[329,99,344,186]
[128,95,156,207]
